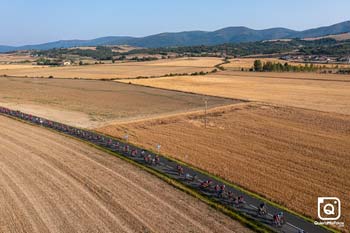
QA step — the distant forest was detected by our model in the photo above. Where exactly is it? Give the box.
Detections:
[128,38,350,57]
[34,46,115,61]
[32,38,350,61]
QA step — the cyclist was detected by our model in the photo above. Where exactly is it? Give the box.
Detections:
[278,212,285,225]
[155,155,160,165]
[258,202,267,216]
[214,184,220,193]
[273,213,281,226]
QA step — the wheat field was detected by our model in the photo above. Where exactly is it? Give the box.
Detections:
[97,102,350,229]
[0,77,232,128]
[222,58,350,70]
[121,72,350,114]
[0,57,222,79]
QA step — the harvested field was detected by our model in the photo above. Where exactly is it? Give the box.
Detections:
[97,102,350,229]
[0,57,222,79]
[0,64,44,70]
[218,70,350,81]
[142,57,222,67]
[121,71,350,114]
[0,115,251,233]
[0,77,234,128]
[222,58,350,70]
[222,58,286,69]
[0,53,35,64]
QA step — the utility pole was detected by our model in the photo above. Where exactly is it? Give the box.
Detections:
[156,144,161,155]
[124,131,129,143]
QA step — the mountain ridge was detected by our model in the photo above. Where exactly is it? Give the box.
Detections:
[1,20,349,52]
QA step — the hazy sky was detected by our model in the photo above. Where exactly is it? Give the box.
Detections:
[1,0,349,46]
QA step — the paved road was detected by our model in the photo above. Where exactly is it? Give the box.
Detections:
[0,106,330,233]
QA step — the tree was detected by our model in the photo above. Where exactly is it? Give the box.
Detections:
[263,61,273,71]
[254,60,263,71]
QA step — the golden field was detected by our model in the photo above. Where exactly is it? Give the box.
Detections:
[0,77,233,128]
[0,64,45,70]
[121,71,350,114]
[142,57,222,67]
[0,57,222,79]
[2,54,349,231]
[222,58,350,70]
[97,102,350,229]
[222,58,285,69]
[0,53,35,64]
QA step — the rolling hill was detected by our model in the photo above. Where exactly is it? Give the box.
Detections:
[1,20,349,52]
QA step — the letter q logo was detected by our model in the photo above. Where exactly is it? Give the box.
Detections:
[317,197,341,221]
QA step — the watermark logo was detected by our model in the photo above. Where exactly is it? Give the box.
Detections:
[314,197,344,227]
[318,197,341,220]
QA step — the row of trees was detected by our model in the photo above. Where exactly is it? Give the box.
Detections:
[36,57,62,66]
[253,60,319,72]
[33,47,162,63]
[130,56,158,62]
[34,46,116,60]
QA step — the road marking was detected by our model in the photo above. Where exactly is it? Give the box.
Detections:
[286,222,304,232]
[249,204,258,209]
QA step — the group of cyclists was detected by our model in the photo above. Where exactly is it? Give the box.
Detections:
[199,179,247,207]
[0,106,287,228]
[143,152,160,165]
[258,203,285,227]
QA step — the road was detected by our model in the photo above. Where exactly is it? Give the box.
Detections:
[0,106,330,233]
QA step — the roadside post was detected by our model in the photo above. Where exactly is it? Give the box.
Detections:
[124,132,129,143]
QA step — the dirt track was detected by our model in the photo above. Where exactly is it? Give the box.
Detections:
[0,116,251,233]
